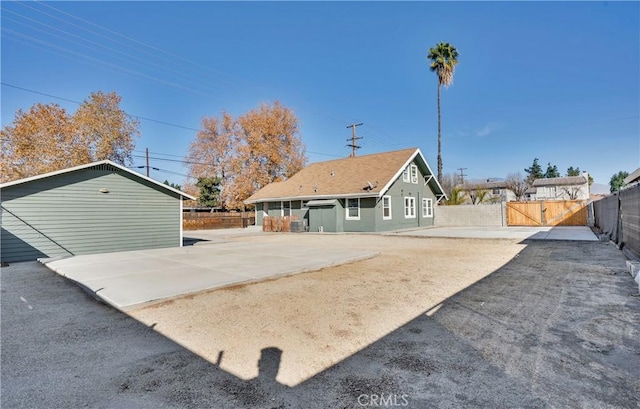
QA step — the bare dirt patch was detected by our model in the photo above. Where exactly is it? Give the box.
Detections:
[129,234,525,386]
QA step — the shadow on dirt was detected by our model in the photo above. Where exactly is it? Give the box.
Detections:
[2,241,638,408]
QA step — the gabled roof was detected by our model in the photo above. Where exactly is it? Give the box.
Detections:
[623,168,640,185]
[245,148,446,203]
[0,160,196,200]
[465,180,509,190]
[532,175,588,187]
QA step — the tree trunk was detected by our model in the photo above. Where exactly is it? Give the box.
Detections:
[437,82,443,185]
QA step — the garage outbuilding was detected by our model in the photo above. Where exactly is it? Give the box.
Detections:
[1,160,195,263]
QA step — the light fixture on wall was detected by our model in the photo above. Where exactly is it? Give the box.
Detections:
[99,188,110,194]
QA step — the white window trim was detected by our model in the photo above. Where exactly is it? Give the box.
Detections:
[282,200,291,217]
[410,164,418,184]
[402,167,410,182]
[422,198,433,218]
[404,197,416,219]
[346,198,360,220]
[382,195,392,220]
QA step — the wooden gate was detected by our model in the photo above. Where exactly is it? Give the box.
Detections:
[507,200,587,226]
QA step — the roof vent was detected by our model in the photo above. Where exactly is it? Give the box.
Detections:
[330,170,335,176]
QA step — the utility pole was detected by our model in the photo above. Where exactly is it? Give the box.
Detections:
[146,147,150,177]
[346,123,363,157]
[457,167,468,185]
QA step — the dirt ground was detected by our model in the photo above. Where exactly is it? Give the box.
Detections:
[130,234,525,387]
[3,234,638,409]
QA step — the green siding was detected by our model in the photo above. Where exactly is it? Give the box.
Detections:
[374,171,436,231]
[372,159,438,232]
[252,158,439,233]
[343,197,377,232]
[1,167,181,263]
[256,203,264,225]
[309,204,340,232]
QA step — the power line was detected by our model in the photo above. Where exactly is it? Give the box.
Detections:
[1,82,203,132]
[2,8,231,96]
[3,83,347,162]
[457,167,468,185]
[3,1,399,149]
[32,0,249,87]
[346,123,363,158]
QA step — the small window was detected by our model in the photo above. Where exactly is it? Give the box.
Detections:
[346,198,360,220]
[404,197,416,218]
[422,198,433,218]
[382,196,392,220]
[410,164,418,184]
[283,201,291,217]
[402,167,410,182]
[493,188,500,195]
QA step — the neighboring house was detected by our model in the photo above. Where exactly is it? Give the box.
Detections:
[529,173,590,201]
[623,167,640,189]
[1,160,195,263]
[245,148,446,232]
[464,180,517,203]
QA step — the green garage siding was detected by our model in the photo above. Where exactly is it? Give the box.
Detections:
[1,164,183,263]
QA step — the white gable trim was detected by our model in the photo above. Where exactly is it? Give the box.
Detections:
[0,159,196,200]
[378,148,447,200]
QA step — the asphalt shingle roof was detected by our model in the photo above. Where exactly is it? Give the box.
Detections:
[532,175,588,187]
[246,148,439,203]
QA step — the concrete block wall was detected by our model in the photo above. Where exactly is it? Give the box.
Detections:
[434,203,506,227]
[626,260,640,292]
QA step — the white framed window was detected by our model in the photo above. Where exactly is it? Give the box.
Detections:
[283,200,291,217]
[410,164,418,184]
[346,198,360,220]
[422,198,433,218]
[404,197,416,218]
[382,195,392,220]
[272,201,282,215]
[402,167,410,182]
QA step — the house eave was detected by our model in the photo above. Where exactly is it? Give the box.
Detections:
[245,192,379,204]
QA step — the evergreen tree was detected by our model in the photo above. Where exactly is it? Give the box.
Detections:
[566,166,581,176]
[544,162,560,178]
[609,171,629,193]
[196,177,222,208]
[524,158,544,183]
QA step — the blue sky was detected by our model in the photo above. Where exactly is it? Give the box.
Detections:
[2,1,639,191]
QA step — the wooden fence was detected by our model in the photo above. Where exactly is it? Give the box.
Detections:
[506,200,587,226]
[263,216,298,232]
[182,212,255,230]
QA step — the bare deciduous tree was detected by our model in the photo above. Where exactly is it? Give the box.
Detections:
[561,186,581,200]
[438,172,459,200]
[505,172,529,201]
[465,183,489,205]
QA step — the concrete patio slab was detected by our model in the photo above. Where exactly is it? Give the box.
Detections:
[393,226,598,241]
[43,241,377,311]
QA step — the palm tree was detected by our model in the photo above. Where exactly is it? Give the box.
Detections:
[427,42,459,185]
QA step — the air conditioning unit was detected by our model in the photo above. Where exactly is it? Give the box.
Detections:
[290,220,305,233]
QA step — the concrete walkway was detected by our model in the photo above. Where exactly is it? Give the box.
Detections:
[393,226,598,241]
[43,241,377,311]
